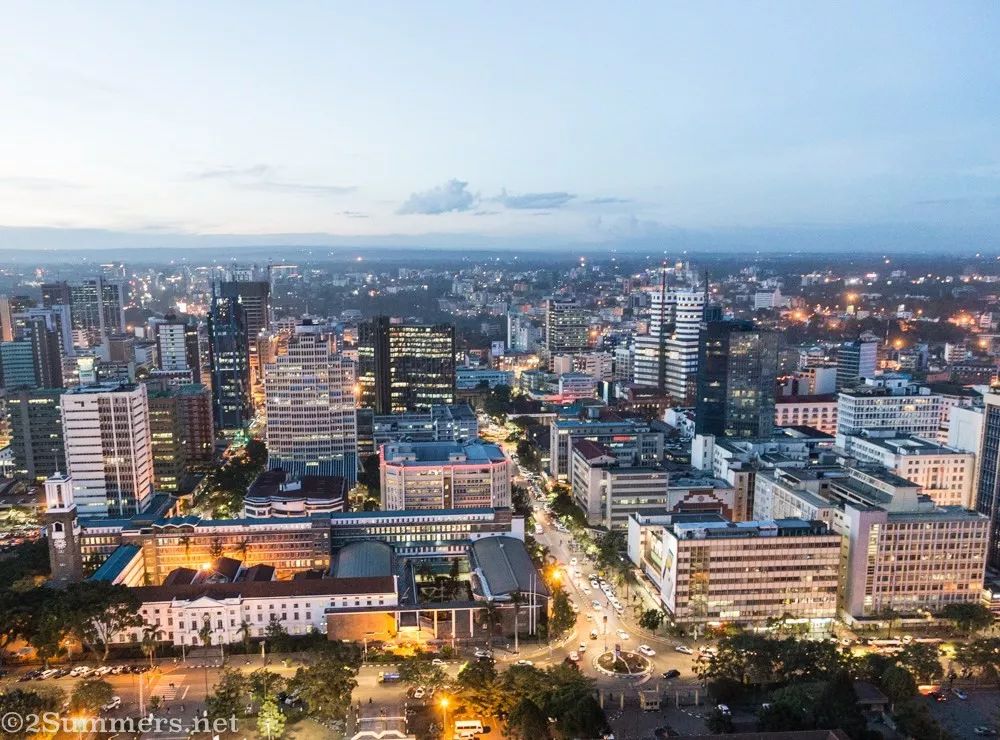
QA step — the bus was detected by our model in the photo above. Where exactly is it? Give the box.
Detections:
[454,720,484,737]
[378,672,401,683]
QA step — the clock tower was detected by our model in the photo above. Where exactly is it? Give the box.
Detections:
[43,473,83,586]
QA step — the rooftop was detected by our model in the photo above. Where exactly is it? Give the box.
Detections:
[382,440,507,465]
[247,469,348,502]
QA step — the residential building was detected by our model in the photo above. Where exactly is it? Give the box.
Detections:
[264,327,358,482]
[695,320,779,439]
[358,316,455,414]
[627,512,840,628]
[380,440,511,510]
[61,382,154,517]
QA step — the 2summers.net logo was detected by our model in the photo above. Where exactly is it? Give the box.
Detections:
[0,712,239,736]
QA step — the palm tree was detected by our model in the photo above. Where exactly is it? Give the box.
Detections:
[510,591,524,650]
[238,620,253,654]
[198,615,213,647]
[480,602,500,647]
[233,538,251,561]
[141,626,164,668]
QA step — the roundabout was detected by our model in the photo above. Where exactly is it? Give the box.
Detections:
[595,650,651,677]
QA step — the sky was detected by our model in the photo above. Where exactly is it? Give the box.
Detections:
[1,1,999,252]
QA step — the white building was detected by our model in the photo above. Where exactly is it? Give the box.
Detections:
[627,512,840,628]
[573,352,614,382]
[61,382,154,517]
[837,433,975,508]
[455,367,514,390]
[836,376,949,439]
[557,372,598,400]
[633,289,704,402]
[264,326,358,483]
[775,394,839,434]
[380,440,511,510]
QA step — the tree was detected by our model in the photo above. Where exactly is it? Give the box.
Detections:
[398,658,448,689]
[205,668,249,720]
[0,591,33,663]
[894,700,953,740]
[878,665,917,706]
[455,658,499,719]
[141,625,163,668]
[65,581,143,664]
[289,654,359,723]
[638,609,665,632]
[264,615,291,652]
[21,590,68,668]
[248,669,286,704]
[812,671,867,738]
[482,385,512,419]
[257,698,286,739]
[0,689,65,739]
[511,484,532,519]
[705,707,734,734]
[70,678,114,712]
[939,602,993,637]
[897,642,943,683]
[549,587,576,638]
[238,620,253,654]
[506,697,551,740]
[198,615,214,647]
[954,637,1000,691]
[556,694,608,739]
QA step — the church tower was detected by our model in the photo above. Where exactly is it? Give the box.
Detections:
[43,473,83,585]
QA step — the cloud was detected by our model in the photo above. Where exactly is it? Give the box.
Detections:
[397,179,477,215]
[586,196,631,205]
[0,176,81,191]
[339,210,369,219]
[497,189,575,209]
[194,164,356,196]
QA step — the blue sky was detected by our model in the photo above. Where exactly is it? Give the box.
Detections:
[1,2,998,251]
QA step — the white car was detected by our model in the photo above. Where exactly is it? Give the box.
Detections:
[616,629,630,640]
[515,659,534,667]
[675,645,694,655]
[431,658,445,666]
[591,600,602,611]
[578,643,587,653]
[101,696,121,711]
[569,557,577,566]
[474,649,492,659]
[412,687,426,699]
[638,645,656,657]
[717,704,731,716]
[568,651,580,662]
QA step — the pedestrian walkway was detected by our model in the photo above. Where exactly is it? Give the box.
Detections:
[159,674,186,700]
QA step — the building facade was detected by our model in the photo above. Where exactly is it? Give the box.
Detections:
[207,293,252,432]
[380,440,511,510]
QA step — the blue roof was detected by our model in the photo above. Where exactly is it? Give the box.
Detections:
[88,544,141,582]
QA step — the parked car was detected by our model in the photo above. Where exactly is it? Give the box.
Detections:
[717,704,731,716]
[515,659,534,667]
[412,687,426,699]
[431,658,445,666]
[974,727,996,736]
[474,649,492,659]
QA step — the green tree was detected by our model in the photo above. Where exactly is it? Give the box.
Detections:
[198,614,214,647]
[954,637,1000,691]
[289,654,359,723]
[70,678,114,713]
[878,665,917,706]
[897,642,943,683]
[939,602,994,637]
[264,615,291,652]
[557,694,607,738]
[257,698,286,739]
[894,700,953,740]
[0,689,65,739]
[549,587,576,637]
[140,625,163,668]
[205,668,249,720]
[248,669,286,703]
[65,581,143,664]
[237,619,253,654]
[812,671,867,738]
[705,707,734,734]
[638,609,665,632]
[21,590,68,668]
[398,658,448,689]
[455,657,499,719]
[506,697,551,740]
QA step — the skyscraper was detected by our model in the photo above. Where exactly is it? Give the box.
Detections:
[835,340,878,390]
[155,313,201,381]
[633,284,705,402]
[545,298,590,355]
[41,278,125,345]
[60,382,154,517]
[695,320,779,439]
[264,325,358,482]
[207,293,252,432]
[358,316,455,414]
[975,391,1000,568]
[7,387,65,482]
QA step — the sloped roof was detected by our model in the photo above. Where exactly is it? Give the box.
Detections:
[470,536,548,599]
[333,540,393,579]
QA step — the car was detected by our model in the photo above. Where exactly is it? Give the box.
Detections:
[592,600,602,611]
[474,649,492,659]
[581,583,591,593]
[570,558,577,566]
[952,688,968,700]
[590,629,599,640]
[661,669,681,679]
[578,644,587,653]
[585,613,594,621]
[616,629,629,640]
[101,696,121,711]
[515,659,534,667]
[974,727,996,736]
[93,666,113,676]
[412,687,426,699]
[638,645,656,657]
[928,691,947,702]
[568,652,580,662]
[717,704,731,716]
[674,645,693,655]
[431,658,445,666]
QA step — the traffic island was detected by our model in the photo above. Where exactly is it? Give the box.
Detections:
[595,650,651,677]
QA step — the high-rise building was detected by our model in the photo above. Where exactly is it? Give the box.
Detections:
[7,387,65,482]
[695,320,779,439]
[975,391,1000,568]
[61,382,154,517]
[358,316,455,414]
[42,279,125,344]
[264,326,358,482]
[218,281,270,406]
[835,340,878,390]
[545,298,589,355]
[836,376,949,439]
[0,340,37,388]
[155,314,201,381]
[634,286,704,402]
[207,293,252,432]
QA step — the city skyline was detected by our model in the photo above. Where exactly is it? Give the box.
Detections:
[1,2,999,252]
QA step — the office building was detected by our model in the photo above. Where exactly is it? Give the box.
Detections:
[61,382,154,517]
[369,404,478,451]
[146,383,214,491]
[455,367,513,390]
[695,320,779,439]
[545,298,589,356]
[774,394,838,435]
[836,340,878,390]
[627,512,841,628]
[549,408,665,479]
[634,288,704,403]
[0,340,37,388]
[217,281,270,350]
[380,440,511,510]
[244,468,347,518]
[7,387,65,481]
[155,314,201,381]
[264,327,358,482]
[975,392,1000,568]
[836,376,949,439]
[42,278,125,343]
[837,433,974,508]
[358,316,455,414]
[207,293,252,431]
[754,465,990,621]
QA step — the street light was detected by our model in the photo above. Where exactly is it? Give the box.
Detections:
[439,696,450,735]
